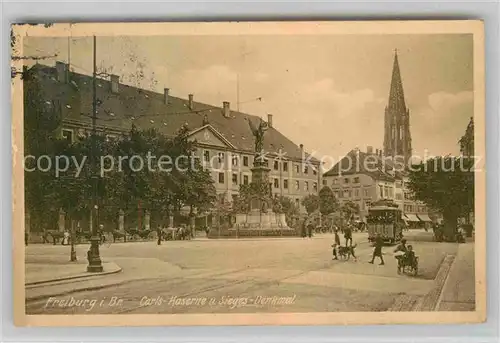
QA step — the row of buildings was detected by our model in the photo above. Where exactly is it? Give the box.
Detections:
[30,61,321,215]
[27,50,434,225]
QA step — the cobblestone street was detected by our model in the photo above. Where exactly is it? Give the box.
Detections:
[25,231,472,314]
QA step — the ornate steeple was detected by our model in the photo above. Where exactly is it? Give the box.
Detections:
[383,50,412,164]
[388,49,407,113]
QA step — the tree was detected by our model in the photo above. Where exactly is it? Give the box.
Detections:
[301,194,320,215]
[407,156,474,240]
[341,201,360,222]
[23,69,64,231]
[319,186,338,216]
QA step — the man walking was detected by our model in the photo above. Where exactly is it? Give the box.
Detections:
[369,233,385,265]
[156,225,162,245]
[332,229,341,260]
[344,224,353,247]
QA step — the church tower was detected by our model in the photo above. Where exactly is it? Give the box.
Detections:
[383,50,412,163]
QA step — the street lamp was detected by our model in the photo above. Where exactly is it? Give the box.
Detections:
[87,35,103,273]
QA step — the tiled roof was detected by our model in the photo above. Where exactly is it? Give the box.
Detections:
[323,149,404,181]
[29,64,317,163]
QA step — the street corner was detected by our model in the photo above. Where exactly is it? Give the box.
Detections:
[25,261,122,287]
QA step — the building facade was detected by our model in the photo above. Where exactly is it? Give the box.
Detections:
[323,147,431,225]
[29,62,321,214]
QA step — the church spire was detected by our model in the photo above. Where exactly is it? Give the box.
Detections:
[388,49,406,112]
[383,49,412,163]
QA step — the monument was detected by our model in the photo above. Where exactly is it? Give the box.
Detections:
[212,117,296,238]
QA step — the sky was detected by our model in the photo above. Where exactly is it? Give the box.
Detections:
[25,34,474,163]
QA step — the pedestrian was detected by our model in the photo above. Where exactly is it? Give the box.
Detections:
[156,225,162,245]
[369,233,385,265]
[42,228,49,244]
[394,238,408,273]
[99,224,106,244]
[332,229,341,260]
[301,219,307,238]
[332,243,338,260]
[62,230,70,245]
[307,222,314,238]
[344,225,353,247]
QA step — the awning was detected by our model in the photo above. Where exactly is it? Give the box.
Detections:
[417,214,432,222]
[404,214,420,222]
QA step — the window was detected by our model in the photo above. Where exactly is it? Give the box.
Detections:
[274,178,279,188]
[354,189,360,197]
[62,129,73,144]
[243,175,249,185]
[363,189,369,197]
[333,178,338,185]
[204,150,210,162]
[218,152,224,164]
[304,181,309,191]
[323,179,327,186]
[295,181,300,191]
[295,164,300,173]
[295,198,300,207]
[313,168,317,176]
[396,193,403,200]
[343,189,350,198]
[274,160,279,170]
[243,156,249,167]
[344,178,349,184]
[354,177,360,183]
[232,155,239,167]
[304,166,309,174]
[335,191,340,198]
[284,179,289,189]
[232,174,238,185]
[379,185,384,198]
[218,173,225,184]
[395,181,402,188]
[283,162,288,172]
[365,200,371,208]
[313,182,318,192]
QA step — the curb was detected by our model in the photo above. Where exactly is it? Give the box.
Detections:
[25,263,122,287]
[413,254,455,311]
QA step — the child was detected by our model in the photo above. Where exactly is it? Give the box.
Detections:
[406,245,416,265]
[331,242,338,260]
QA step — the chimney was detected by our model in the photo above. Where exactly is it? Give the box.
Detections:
[267,114,273,128]
[188,94,194,109]
[110,75,119,94]
[367,146,373,154]
[164,88,169,104]
[55,61,68,82]
[222,101,230,118]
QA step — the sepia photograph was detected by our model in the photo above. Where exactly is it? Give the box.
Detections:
[11,21,485,326]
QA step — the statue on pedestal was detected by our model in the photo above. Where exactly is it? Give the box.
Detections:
[247,117,268,164]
